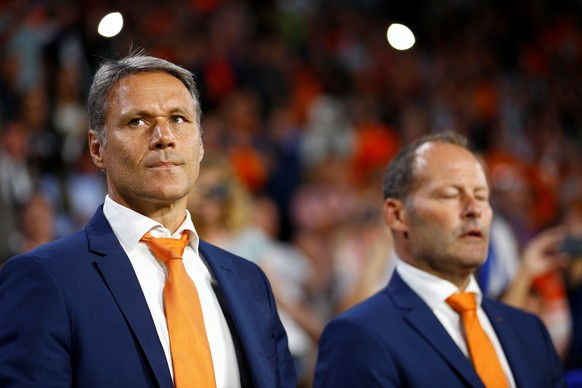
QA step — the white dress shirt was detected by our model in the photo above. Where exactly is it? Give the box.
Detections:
[396,259,516,388]
[103,196,240,387]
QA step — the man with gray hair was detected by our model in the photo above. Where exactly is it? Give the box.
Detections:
[0,53,296,387]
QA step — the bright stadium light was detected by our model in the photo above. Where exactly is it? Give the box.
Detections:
[98,12,124,38]
[386,23,415,51]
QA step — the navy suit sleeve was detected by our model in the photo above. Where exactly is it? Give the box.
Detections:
[314,316,399,387]
[0,255,72,386]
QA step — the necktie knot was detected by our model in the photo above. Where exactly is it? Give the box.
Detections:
[446,292,477,314]
[141,231,189,264]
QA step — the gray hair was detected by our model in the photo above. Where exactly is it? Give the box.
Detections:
[88,54,201,144]
[382,131,470,200]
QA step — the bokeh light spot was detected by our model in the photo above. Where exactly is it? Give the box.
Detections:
[386,23,415,51]
[98,12,123,38]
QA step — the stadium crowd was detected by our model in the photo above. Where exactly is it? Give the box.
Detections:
[1,0,582,385]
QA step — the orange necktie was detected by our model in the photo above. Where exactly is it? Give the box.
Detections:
[446,292,508,388]
[141,231,216,388]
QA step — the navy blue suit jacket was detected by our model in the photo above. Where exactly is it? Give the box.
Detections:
[314,271,566,387]
[0,207,296,387]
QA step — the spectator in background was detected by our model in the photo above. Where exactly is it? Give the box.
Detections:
[187,152,266,260]
[253,194,325,387]
[482,151,574,361]
[51,65,89,165]
[11,192,56,254]
[0,120,35,264]
[39,148,107,237]
[290,156,358,322]
[0,120,34,208]
[562,207,582,373]
[477,215,521,300]
[500,226,572,359]
[300,95,354,169]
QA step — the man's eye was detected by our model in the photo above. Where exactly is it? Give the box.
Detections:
[476,194,490,202]
[440,191,458,198]
[170,116,185,124]
[128,118,144,126]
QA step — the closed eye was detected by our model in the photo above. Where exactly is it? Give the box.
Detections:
[475,190,490,202]
[439,189,459,199]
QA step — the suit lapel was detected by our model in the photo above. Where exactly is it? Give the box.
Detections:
[199,242,275,388]
[87,208,173,388]
[388,272,485,388]
[482,301,532,387]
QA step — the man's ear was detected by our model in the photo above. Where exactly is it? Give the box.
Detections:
[198,140,204,163]
[88,130,105,170]
[383,198,408,235]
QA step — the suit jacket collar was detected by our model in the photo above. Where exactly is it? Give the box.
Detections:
[387,272,485,388]
[199,240,275,388]
[87,206,174,388]
[87,207,276,388]
[482,300,532,387]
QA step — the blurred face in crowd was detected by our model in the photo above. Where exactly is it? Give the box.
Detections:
[384,142,492,288]
[90,72,204,216]
[188,166,230,227]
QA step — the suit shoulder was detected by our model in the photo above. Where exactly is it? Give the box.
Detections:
[199,240,263,271]
[483,298,549,331]
[485,298,540,319]
[332,290,396,327]
[2,230,88,269]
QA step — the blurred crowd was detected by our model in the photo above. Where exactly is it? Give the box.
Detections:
[1,0,582,385]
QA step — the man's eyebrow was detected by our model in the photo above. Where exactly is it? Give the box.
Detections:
[121,109,149,117]
[121,107,192,117]
[168,107,192,115]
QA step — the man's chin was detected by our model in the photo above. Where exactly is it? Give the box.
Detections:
[449,250,487,271]
[457,244,488,263]
[463,256,488,271]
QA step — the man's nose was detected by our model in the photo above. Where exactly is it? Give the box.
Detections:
[150,121,176,149]
[463,196,484,218]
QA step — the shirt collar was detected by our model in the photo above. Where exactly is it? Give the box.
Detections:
[103,195,201,256]
[396,258,483,310]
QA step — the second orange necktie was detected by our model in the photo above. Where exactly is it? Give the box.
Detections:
[141,231,216,388]
[446,292,508,388]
